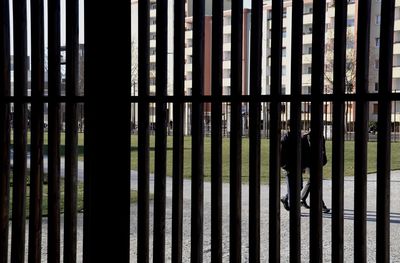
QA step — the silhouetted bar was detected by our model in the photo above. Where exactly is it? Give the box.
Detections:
[332,0,347,262]
[153,0,168,261]
[191,0,205,261]
[309,1,325,261]
[11,0,28,261]
[289,0,303,262]
[230,0,243,262]
[354,0,371,262]
[47,0,61,261]
[137,0,150,262]
[0,0,11,261]
[269,0,283,261]
[28,0,45,261]
[377,0,395,261]
[211,0,223,261]
[83,1,131,262]
[172,0,185,261]
[249,0,262,261]
[64,0,79,261]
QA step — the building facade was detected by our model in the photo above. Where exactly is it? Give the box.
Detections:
[131,0,400,137]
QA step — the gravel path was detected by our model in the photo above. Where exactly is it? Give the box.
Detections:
[9,170,400,262]
[129,171,400,262]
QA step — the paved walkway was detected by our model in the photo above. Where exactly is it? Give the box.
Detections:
[12,160,400,261]
[129,171,400,262]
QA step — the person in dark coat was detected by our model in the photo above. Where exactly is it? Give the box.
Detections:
[280,130,330,213]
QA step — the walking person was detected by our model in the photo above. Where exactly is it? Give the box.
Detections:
[280,129,330,213]
[300,131,330,213]
[279,128,309,211]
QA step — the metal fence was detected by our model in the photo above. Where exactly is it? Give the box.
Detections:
[0,0,399,262]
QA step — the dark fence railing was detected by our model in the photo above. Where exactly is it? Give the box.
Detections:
[0,0,398,262]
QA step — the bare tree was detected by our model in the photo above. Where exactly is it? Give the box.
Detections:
[324,30,358,132]
[131,40,138,91]
[324,30,357,94]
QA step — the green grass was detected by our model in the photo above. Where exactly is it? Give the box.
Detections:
[21,133,400,182]
[9,178,139,218]
[130,135,400,182]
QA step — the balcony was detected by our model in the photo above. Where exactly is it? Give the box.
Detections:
[302,73,312,85]
[394,43,400,54]
[223,78,231,87]
[303,13,313,25]
[185,30,192,39]
[223,25,231,34]
[303,34,312,44]
[393,66,400,78]
[223,60,231,69]
[223,43,231,52]
[185,63,192,72]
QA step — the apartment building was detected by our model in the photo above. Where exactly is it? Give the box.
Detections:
[131,0,400,136]
[262,0,400,135]
[184,5,251,135]
[131,0,174,132]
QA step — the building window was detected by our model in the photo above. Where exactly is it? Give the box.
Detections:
[282,66,286,76]
[373,103,379,114]
[282,28,287,38]
[396,7,400,20]
[376,38,380,47]
[302,86,311,94]
[375,59,379,69]
[376,15,381,25]
[282,47,286,57]
[346,39,354,49]
[375,83,379,92]
[395,31,400,43]
[347,18,355,27]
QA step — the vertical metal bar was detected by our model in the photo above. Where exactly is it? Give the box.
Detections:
[28,0,45,261]
[137,0,150,262]
[11,0,28,261]
[83,1,131,262]
[191,0,205,261]
[230,0,243,262]
[377,0,395,261]
[249,0,262,262]
[289,0,303,262]
[332,0,347,262]
[47,0,61,261]
[64,0,79,261]
[211,0,223,261]
[0,0,11,261]
[310,0,326,261]
[354,0,371,261]
[153,0,168,261]
[269,0,283,261]
[172,0,185,261]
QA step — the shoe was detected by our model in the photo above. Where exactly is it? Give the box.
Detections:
[300,199,310,209]
[322,206,330,213]
[280,197,290,211]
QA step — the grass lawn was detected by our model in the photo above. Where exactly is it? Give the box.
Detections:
[9,176,139,218]
[22,132,400,183]
[130,135,400,182]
